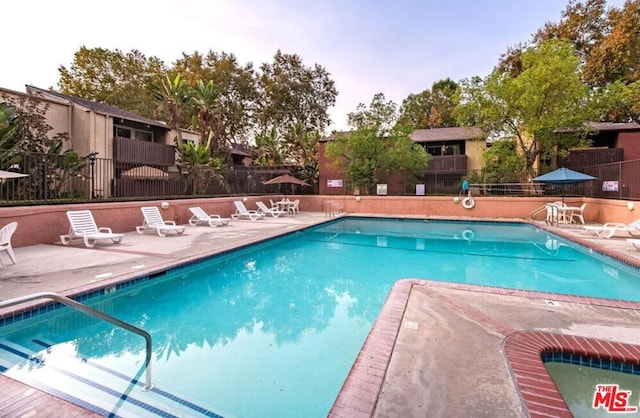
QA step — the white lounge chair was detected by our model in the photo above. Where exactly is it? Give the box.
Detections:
[231,201,265,221]
[628,239,640,250]
[137,206,186,236]
[60,210,124,248]
[583,219,640,238]
[0,221,18,267]
[188,207,230,227]
[256,201,287,218]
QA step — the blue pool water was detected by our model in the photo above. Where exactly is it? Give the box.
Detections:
[1,217,640,417]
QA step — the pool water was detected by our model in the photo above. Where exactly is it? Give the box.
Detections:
[545,362,640,417]
[2,217,640,417]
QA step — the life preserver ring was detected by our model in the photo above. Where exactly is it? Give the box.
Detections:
[462,196,475,209]
[462,229,475,241]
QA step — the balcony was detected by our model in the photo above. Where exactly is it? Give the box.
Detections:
[427,155,467,172]
[113,137,176,165]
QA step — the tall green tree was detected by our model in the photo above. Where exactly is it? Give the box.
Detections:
[254,127,285,166]
[325,93,430,194]
[398,78,459,129]
[58,47,166,118]
[498,0,640,122]
[191,79,227,162]
[283,122,320,186]
[1,94,66,153]
[148,74,190,148]
[456,39,593,179]
[179,132,227,195]
[0,103,16,151]
[525,0,640,87]
[257,50,337,136]
[591,79,640,123]
[172,51,258,146]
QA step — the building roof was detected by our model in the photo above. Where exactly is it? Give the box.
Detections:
[322,127,485,143]
[586,121,640,132]
[410,127,484,142]
[26,85,168,129]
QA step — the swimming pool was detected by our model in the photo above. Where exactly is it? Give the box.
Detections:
[1,217,640,417]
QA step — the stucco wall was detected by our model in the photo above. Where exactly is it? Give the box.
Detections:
[1,196,637,248]
[618,131,640,161]
[465,139,485,172]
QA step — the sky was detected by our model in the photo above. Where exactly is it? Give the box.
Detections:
[2,0,626,132]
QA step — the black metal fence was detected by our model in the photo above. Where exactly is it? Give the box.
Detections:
[1,151,638,205]
[0,152,312,206]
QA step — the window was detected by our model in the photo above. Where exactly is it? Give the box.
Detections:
[114,124,154,142]
[424,142,463,156]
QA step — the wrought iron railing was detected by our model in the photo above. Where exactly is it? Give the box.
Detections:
[1,151,638,204]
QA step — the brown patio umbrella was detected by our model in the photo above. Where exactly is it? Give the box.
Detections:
[262,174,309,196]
[262,174,309,187]
[121,166,168,180]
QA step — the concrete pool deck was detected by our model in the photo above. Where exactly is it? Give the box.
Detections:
[1,213,640,417]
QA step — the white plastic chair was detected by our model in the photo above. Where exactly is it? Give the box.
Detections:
[0,222,18,268]
[569,203,587,225]
[60,210,123,248]
[289,199,300,215]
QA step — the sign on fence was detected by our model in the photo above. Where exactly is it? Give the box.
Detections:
[602,181,619,192]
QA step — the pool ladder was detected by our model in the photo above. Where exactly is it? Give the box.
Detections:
[322,200,344,217]
[530,204,559,226]
[0,291,153,390]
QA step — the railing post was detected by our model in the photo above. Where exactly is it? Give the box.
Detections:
[88,152,98,199]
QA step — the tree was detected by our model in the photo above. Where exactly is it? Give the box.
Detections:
[283,122,320,186]
[58,47,166,118]
[192,79,227,160]
[178,132,227,195]
[172,51,258,147]
[325,93,430,194]
[591,79,640,123]
[254,127,285,166]
[256,50,337,136]
[0,103,17,153]
[456,39,593,179]
[499,0,640,88]
[398,78,459,129]
[580,0,640,86]
[1,94,66,153]
[479,140,527,184]
[148,74,190,148]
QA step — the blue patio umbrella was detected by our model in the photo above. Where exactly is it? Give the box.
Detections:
[533,167,597,205]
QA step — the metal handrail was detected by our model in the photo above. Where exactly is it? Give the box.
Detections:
[0,292,153,390]
[322,200,344,217]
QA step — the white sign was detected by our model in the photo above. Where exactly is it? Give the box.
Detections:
[602,181,618,192]
[416,184,425,195]
[376,184,388,195]
[327,179,343,187]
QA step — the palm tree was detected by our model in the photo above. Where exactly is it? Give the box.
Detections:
[192,79,230,162]
[254,127,285,166]
[179,132,226,195]
[149,74,189,148]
